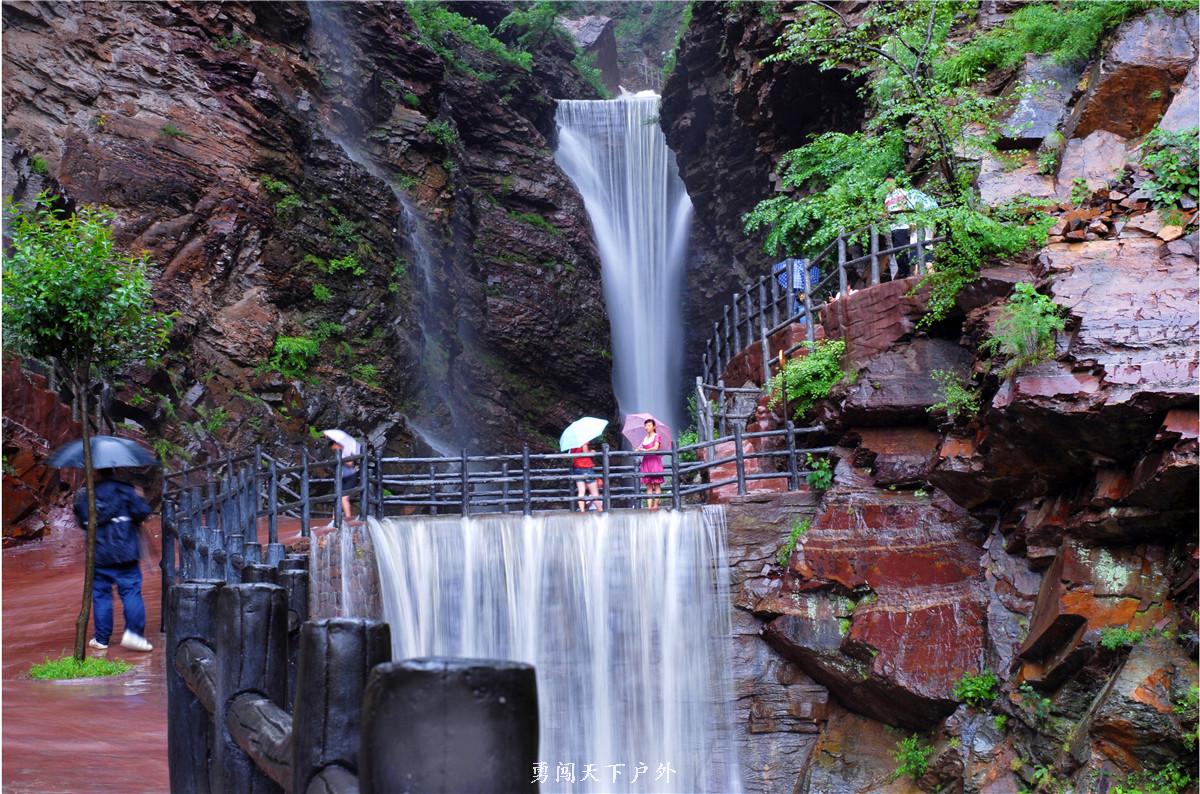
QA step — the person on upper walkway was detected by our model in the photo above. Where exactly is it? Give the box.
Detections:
[73,469,154,653]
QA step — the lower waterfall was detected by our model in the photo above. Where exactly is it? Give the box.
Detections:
[368,507,743,793]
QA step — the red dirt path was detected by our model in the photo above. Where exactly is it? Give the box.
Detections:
[3,509,169,793]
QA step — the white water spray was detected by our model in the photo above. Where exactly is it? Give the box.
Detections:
[368,507,743,793]
[555,94,692,431]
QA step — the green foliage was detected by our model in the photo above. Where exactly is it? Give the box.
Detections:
[29,156,49,175]
[212,30,246,51]
[1099,626,1144,650]
[1112,763,1194,794]
[424,119,459,149]
[1019,682,1052,724]
[496,1,570,49]
[677,428,699,464]
[274,193,302,218]
[953,671,1000,707]
[2,195,172,377]
[260,175,291,195]
[573,51,611,99]
[29,655,132,680]
[402,92,421,108]
[806,454,833,491]
[941,1,1179,85]
[160,123,187,140]
[1140,126,1200,207]
[312,283,333,302]
[776,517,811,567]
[993,714,1008,733]
[508,210,563,237]
[743,131,904,257]
[269,335,320,379]
[406,1,531,80]
[326,206,362,247]
[981,282,1066,377]
[196,405,229,434]
[1070,177,1091,206]
[914,202,1053,327]
[350,363,381,388]
[928,368,981,420]
[767,339,846,419]
[891,734,933,782]
[661,1,693,79]
[324,253,365,277]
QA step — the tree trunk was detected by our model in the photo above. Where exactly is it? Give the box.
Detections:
[73,374,99,661]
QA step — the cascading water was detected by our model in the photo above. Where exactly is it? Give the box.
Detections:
[369,507,743,793]
[555,94,692,431]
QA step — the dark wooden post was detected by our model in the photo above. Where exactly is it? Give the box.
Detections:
[501,461,510,514]
[770,269,781,327]
[717,380,728,438]
[711,321,721,380]
[167,581,223,794]
[292,619,391,792]
[733,423,747,496]
[837,233,848,296]
[785,421,799,490]
[722,307,731,367]
[916,233,926,276]
[759,311,771,387]
[804,290,816,343]
[732,292,741,353]
[521,444,532,516]
[333,448,344,530]
[161,478,174,633]
[359,659,539,794]
[601,443,611,512]
[870,224,880,285]
[300,448,311,537]
[429,463,439,515]
[213,583,288,794]
[278,565,309,711]
[267,456,279,547]
[359,443,370,520]
[224,530,244,585]
[374,445,383,519]
[670,448,681,510]
[459,449,470,517]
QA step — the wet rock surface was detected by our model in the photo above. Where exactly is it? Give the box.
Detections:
[2,1,613,458]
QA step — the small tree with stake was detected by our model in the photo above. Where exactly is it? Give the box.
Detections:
[3,193,171,661]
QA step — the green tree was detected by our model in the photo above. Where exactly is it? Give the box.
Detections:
[3,194,171,661]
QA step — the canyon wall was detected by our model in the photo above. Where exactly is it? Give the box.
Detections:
[665,4,1199,792]
[2,0,613,489]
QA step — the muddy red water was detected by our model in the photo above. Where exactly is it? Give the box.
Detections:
[3,507,168,793]
[3,508,309,793]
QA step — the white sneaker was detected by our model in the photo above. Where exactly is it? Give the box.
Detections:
[88,638,108,651]
[120,630,153,652]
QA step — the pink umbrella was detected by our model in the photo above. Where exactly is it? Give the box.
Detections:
[621,413,673,451]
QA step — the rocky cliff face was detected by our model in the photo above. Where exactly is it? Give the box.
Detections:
[2,1,612,472]
[673,4,1199,792]
[660,2,866,379]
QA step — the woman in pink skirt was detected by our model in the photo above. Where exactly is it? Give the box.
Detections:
[637,418,665,510]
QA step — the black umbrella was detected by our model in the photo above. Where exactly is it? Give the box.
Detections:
[48,436,159,469]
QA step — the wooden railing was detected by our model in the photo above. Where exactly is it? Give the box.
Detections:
[701,226,944,388]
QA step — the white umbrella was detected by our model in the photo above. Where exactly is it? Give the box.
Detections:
[322,429,360,456]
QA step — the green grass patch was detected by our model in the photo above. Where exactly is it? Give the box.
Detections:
[953,671,999,707]
[767,339,846,420]
[30,655,132,680]
[1099,626,1143,650]
[508,210,563,237]
[981,282,1066,377]
[776,517,811,567]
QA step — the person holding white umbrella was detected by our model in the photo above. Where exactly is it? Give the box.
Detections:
[322,429,360,525]
[560,417,608,513]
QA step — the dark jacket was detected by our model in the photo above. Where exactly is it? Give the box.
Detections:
[73,479,152,566]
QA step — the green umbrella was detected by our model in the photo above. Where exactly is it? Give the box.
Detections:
[559,417,608,451]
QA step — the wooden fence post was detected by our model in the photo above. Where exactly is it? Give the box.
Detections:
[733,423,747,496]
[785,421,799,491]
[717,380,728,438]
[732,292,742,353]
[804,290,816,343]
[870,224,880,285]
[521,445,532,516]
[712,321,722,380]
[292,619,391,793]
[916,234,926,276]
[213,583,288,794]
[278,565,309,712]
[359,659,539,794]
[359,443,370,521]
[429,463,439,515]
[460,449,470,517]
[374,445,383,519]
[167,581,223,794]
[333,449,343,530]
[161,477,174,633]
[601,443,611,512]
[501,461,510,514]
[300,449,310,538]
[837,233,848,296]
[670,448,681,511]
[770,268,781,328]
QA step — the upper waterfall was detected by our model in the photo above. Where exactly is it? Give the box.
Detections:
[554,94,692,432]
